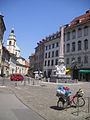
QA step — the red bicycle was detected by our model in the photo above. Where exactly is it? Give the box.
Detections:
[57,89,85,108]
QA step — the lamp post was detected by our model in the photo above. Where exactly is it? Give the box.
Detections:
[71,59,78,81]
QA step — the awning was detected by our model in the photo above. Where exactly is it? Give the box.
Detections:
[66,69,70,73]
[79,70,90,73]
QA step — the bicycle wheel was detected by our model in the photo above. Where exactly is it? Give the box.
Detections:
[73,97,85,107]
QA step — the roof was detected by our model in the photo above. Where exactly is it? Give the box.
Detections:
[65,10,90,29]
[25,60,29,67]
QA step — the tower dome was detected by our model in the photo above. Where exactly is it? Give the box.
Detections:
[6,27,16,55]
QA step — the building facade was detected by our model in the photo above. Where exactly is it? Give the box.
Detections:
[0,13,6,76]
[29,10,90,81]
[28,53,35,77]
[6,27,29,75]
[64,10,90,80]
[34,39,45,72]
[9,53,16,75]
[43,32,60,77]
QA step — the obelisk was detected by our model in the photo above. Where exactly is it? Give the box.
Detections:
[56,25,66,76]
[59,25,64,64]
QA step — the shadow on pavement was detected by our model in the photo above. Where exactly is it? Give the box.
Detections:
[50,106,64,110]
[50,105,76,111]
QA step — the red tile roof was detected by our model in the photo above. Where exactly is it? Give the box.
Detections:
[66,10,90,28]
[25,60,29,67]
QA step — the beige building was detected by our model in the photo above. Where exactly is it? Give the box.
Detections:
[7,27,29,75]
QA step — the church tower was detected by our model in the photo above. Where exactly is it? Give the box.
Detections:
[6,27,16,55]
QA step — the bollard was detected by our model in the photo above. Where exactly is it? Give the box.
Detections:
[88,97,90,113]
[28,77,30,84]
[77,97,79,116]
[2,77,5,86]
[15,82,17,87]
[23,77,26,86]
[24,80,26,86]
[32,79,34,85]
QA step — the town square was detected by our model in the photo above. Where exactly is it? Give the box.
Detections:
[0,0,90,120]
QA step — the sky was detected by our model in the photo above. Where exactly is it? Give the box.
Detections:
[0,0,90,59]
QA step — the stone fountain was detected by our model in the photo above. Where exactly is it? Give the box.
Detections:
[50,26,71,83]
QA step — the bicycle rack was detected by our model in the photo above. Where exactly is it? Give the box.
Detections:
[72,97,90,116]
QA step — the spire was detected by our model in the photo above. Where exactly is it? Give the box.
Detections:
[0,12,3,17]
[11,26,14,33]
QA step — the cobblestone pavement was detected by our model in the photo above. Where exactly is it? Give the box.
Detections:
[1,79,90,120]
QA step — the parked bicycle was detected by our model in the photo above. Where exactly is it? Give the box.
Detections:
[56,88,85,109]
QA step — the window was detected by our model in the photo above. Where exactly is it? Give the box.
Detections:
[55,59,58,65]
[66,58,69,64]
[45,53,47,58]
[56,42,59,47]
[52,51,54,57]
[52,43,55,48]
[84,39,88,50]
[67,32,70,41]
[14,41,15,46]
[55,50,59,57]
[84,26,88,36]
[48,52,50,58]
[45,46,48,50]
[45,61,47,66]
[72,42,75,52]
[84,56,88,64]
[48,60,50,66]
[49,45,51,49]
[51,59,54,66]
[72,30,76,39]
[9,41,11,45]
[78,56,81,64]
[78,28,82,38]
[78,41,82,51]
[66,43,70,52]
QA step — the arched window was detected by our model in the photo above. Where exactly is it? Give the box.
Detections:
[84,39,88,50]
[66,58,69,64]
[78,56,81,63]
[66,43,70,52]
[72,42,75,52]
[55,59,58,65]
[72,30,76,39]
[84,55,88,64]
[78,41,82,51]
[51,59,54,66]
[67,32,70,41]
[84,26,88,36]
[9,41,11,45]
[55,50,59,57]
[78,28,82,38]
